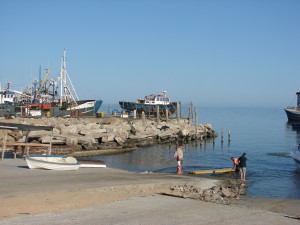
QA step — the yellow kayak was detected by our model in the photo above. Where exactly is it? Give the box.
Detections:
[189,168,235,175]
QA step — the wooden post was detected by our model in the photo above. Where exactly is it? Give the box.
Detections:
[13,146,17,159]
[142,111,146,127]
[176,102,180,122]
[48,129,53,155]
[190,102,194,124]
[221,128,224,143]
[188,105,192,124]
[165,108,169,123]
[133,109,136,119]
[26,146,30,156]
[1,133,7,160]
[195,107,198,134]
[228,130,231,142]
[156,106,160,124]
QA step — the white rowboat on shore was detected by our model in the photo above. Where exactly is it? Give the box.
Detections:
[26,154,80,171]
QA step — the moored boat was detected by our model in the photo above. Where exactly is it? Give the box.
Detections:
[26,154,80,171]
[1,49,103,118]
[290,149,300,171]
[119,91,177,117]
[285,91,300,121]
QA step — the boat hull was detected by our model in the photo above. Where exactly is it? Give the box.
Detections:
[285,107,300,121]
[0,105,16,117]
[26,155,80,171]
[14,100,102,118]
[290,151,300,171]
[189,168,235,175]
[119,101,177,116]
[50,99,103,117]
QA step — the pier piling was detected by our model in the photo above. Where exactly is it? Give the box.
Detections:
[221,128,224,143]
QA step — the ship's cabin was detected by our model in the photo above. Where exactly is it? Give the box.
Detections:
[144,94,170,105]
[0,90,17,105]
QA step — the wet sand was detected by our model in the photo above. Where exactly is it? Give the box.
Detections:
[0,159,299,225]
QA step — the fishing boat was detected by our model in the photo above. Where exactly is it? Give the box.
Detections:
[0,82,31,117]
[290,149,300,171]
[26,154,80,171]
[285,91,300,121]
[119,91,177,117]
[189,168,235,175]
[2,50,102,118]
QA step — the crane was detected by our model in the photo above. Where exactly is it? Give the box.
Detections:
[39,69,50,93]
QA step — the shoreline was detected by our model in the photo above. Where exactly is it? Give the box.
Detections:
[0,159,299,224]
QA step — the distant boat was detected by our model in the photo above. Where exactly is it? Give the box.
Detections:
[290,149,300,171]
[285,91,300,121]
[26,154,80,171]
[119,91,177,117]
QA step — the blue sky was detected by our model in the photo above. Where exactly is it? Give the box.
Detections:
[0,0,299,107]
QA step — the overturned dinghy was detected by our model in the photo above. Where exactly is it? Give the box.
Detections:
[26,154,80,171]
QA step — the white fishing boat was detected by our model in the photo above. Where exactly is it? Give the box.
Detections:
[290,149,300,171]
[26,154,80,171]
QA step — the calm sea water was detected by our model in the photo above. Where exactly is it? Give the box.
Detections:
[84,106,300,199]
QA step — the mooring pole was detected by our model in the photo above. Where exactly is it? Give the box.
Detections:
[142,111,146,127]
[165,108,169,123]
[195,107,198,134]
[176,102,180,122]
[221,128,224,143]
[156,106,160,124]
[228,130,231,143]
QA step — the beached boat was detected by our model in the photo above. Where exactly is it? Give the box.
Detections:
[26,154,80,171]
[290,149,300,171]
[189,168,235,175]
[119,91,177,117]
[285,91,300,121]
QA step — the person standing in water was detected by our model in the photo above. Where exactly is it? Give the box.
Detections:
[176,145,184,174]
[238,153,247,181]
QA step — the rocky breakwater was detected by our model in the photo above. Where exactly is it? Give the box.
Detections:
[0,117,217,156]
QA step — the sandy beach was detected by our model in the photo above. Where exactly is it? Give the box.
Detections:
[0,159,299,225]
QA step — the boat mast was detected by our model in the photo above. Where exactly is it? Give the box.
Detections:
[59,49,79,107]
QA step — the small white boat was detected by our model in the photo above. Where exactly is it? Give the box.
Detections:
[290,150,300,171]
[26,154,80,171]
